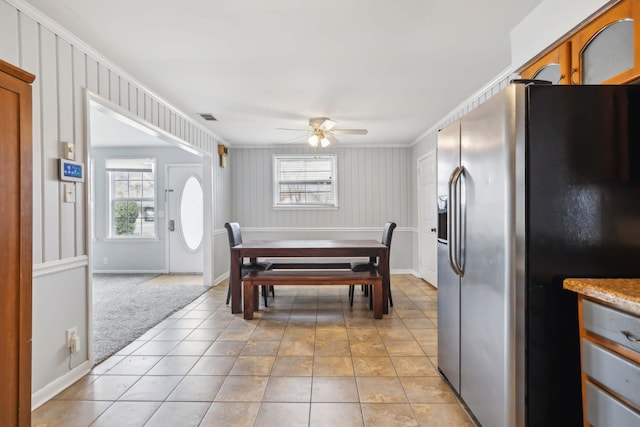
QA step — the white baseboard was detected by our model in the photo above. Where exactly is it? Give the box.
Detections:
[91,269,166,274]
[31,360,92,410]
[213,272,228,286]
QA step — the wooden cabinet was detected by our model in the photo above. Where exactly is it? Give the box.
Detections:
[0,59,34,427]
[520,43,571,84]
[519,0,640,85]
[569,0,640,84]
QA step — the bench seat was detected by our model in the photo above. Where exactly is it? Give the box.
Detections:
[269,262,352,270]
[242,270,383,320]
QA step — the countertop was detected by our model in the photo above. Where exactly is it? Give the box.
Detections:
[564,278,640,316]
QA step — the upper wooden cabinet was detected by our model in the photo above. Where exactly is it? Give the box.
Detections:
[519,0,640,85]
[520,43,571,84]
[570,0,640,84]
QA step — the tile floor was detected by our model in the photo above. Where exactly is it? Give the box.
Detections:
[32,275,475,426]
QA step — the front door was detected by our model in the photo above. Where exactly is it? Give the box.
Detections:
[418,152,437,286]
[167,164,203,273]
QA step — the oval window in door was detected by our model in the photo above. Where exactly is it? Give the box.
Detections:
[179,176,203,251]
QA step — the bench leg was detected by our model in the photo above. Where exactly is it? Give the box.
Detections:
[243,280,254,320]
[254,284,260,309]
[372,279,383,319]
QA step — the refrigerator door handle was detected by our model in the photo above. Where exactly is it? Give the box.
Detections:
[448,166,464,276]
[455,166,465,276]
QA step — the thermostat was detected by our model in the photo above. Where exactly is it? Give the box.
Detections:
[59,159,84,182]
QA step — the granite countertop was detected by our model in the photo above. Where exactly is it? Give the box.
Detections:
[564,278,640,316]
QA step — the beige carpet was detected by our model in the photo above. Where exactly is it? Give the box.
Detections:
[141,274,204,286]
[93,273,209,363]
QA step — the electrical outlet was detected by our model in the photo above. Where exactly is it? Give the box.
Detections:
[103,257,108,265]
[66,327,78,352]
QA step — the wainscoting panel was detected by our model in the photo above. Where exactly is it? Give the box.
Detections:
[230,146,411,229]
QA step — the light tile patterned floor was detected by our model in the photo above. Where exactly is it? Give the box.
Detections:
[32,275,475,427]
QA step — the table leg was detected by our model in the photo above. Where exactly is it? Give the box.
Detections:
[231,252,241,313]
[379,249,390,314]
[372,278,383,319]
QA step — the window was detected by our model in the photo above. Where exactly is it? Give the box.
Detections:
[273,154,337,208]
[106,157,156,238]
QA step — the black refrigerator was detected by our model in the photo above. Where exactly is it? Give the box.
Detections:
[437,81,640,426]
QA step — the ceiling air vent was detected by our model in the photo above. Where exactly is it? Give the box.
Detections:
[199,113,217,121]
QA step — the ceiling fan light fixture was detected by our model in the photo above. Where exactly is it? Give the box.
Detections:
[320,137,331,147]
[308,134,320,147]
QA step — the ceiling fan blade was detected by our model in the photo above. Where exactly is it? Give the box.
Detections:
[331,129,368,135]
[283,134,308,143]
[319,119,337,132]
[325,134,339,145]
[276,128,309,132]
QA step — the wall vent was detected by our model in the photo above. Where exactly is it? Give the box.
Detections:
[199,113,217,121]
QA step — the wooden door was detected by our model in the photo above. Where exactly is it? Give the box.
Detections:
[0,59,34,427]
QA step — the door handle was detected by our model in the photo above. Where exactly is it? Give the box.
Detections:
[430,228,436,232]
[455,166,465,276]
[447,166,464,276]
[168,219,175,232]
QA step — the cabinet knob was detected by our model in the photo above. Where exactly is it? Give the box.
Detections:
[570,68,578,85]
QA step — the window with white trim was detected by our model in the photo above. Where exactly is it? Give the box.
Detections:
[106,157,157,238]
[273,154,337,208]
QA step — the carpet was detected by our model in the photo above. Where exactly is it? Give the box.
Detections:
[92,273,209,363]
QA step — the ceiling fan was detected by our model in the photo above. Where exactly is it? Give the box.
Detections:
[280,117,368,147]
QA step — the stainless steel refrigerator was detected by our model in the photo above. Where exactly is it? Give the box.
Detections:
[437,81,640,427]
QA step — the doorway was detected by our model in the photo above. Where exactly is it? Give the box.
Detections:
[418,151,438,286]
[86,93,212,363]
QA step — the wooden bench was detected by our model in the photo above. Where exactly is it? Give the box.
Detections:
[242,270,383,320]
[269,262,352,270]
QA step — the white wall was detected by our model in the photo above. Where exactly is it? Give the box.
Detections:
[213,151,232,282]
[92,146,202,272]
[229,145,414,271]
[0,0,229,408]
[231,146,411,227]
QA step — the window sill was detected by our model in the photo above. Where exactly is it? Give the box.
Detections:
[103,237,160,242]
[272,205,339,211]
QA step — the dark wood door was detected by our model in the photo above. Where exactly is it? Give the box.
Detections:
[0,59,34,427]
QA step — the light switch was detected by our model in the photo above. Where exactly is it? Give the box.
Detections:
[63,141,75,160]
[64,183,75,203]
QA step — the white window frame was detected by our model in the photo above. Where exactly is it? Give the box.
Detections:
[106,157,158,239]
[273,154,338,209]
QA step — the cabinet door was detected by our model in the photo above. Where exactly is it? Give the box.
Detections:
[570,0,640,84]
[0,59,34,427]
[520,43,571,85]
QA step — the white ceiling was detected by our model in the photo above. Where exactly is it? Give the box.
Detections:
[27,0,543,147]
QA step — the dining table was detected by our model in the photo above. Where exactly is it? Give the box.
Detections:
[229,239,390,315]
